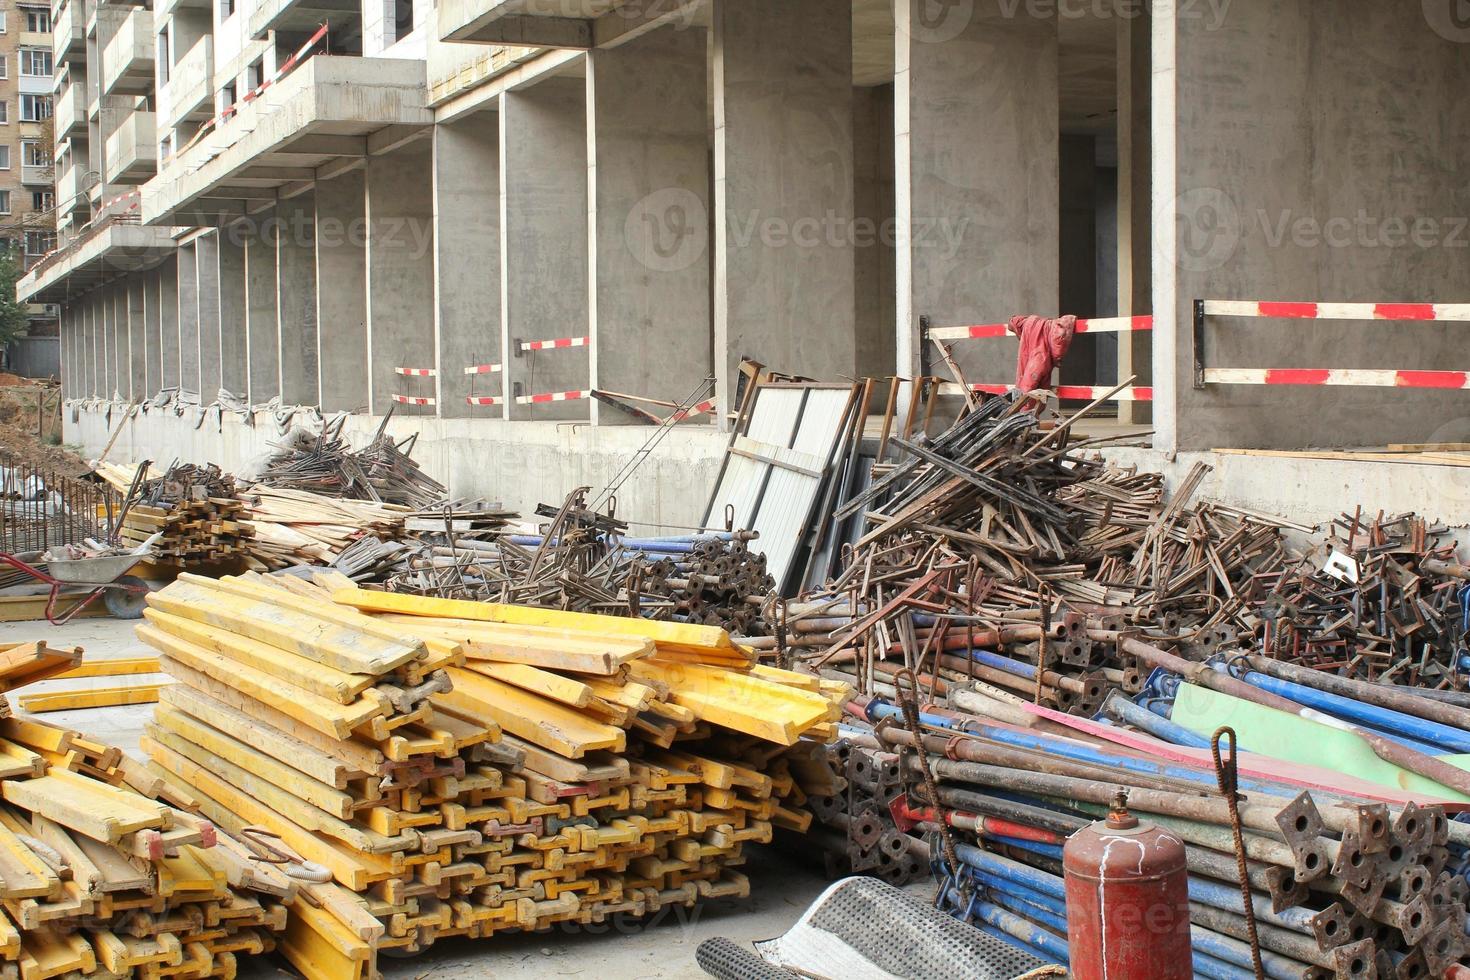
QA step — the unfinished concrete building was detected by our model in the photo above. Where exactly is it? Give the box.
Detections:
[19,1,1470,528]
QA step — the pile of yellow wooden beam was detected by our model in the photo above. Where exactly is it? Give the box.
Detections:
[135,574,845,979]
[0,641,293,980]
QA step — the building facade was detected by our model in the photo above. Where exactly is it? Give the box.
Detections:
[16,0,1470,523]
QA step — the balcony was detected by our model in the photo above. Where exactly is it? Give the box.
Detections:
[163,39,213,128]
[105,110,157,182]
[437,0,685,46]
[52,1,84,62]
[101,8,154,95]
[249,0,358,41]
[22,163,54,186]
[154,0,208,22]
[144,55,431,225]
[56,163,93,216]
[55,78,87,140]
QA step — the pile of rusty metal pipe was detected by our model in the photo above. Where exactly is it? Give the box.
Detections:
[833,692,1469,980]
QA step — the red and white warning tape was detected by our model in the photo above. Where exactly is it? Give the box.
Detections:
[926,315,1153,342]
[667,399,716,423]
[391,394,436,406]
[1203,301,1470,322]
[964,383,1153,402]
[165,23,330,166]
[515,389,591,405]
[519,336,590,352]
[395,367,437,378]
[464,363,502,375]
[1204,369,1469,391]
[466,396,503,406]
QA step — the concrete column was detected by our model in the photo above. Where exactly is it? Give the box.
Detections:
[159,255,180,390]
[128,278,146,396]
[1156,0,1470,450]
[277,193,320,406]
[115,288,130,398]
[587,25,710,426]
[246,214,280,403]
[196,233,222,399]
[92,297,103,397]
[1116,11,1151,425]
[854,84,897,380]
[433,113,500,419]
[367,140,435,415]
[714,0,854,414]
[895,0,1058,385]
[218,230,248,396]
[84,300,96,396]
[103,289,118,398]
[178,242,200,395]
[500,78,589,421]
[144,269,163,395]
[316,170,368,413]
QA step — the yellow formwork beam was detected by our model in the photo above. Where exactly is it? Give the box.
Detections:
[629,661,833,745]
[16,684,166,714]
[462,662,594,708]
[146,579,423,675]
[438,670,624,759]
[139,629,383,741]
[333,589,732,655]
[50,657,162,680]
[142,610,376,704]
[374,615,651,675]
[2,769,169,845]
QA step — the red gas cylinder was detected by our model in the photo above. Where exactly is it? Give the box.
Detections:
[1063,789,1192,980]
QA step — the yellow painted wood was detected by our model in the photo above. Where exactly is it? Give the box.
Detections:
[334,588,733,655]
[583,677,655,711]
[160,685,364,788]
[17,926,95,980]
[153,705,358,819]
[438,670,624,759]
[2,770,168,844]
[143,609,376,704]
[0,643,84,691]
[0,718,74,755]
[156,660,385,773]
[0,738,45,778]
[0,808,60,900]
[139,629,383,742]
[629,661,831,745]
[464,662,594,708]
[146,578,422,675]
[16,683,166,713]
[373,615,650,675]
[49,657,162,680]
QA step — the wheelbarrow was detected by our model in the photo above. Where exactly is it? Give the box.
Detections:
[0,551,152,625]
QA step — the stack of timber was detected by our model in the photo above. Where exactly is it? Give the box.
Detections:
[97,463,255,568]
[135,574,844,979]
[237,487,410,571]
[0,639,293,979]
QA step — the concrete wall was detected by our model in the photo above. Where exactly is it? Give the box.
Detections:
[366,140,436,414]
[587,25,710,424]
[896,0,1059,385]
[714,0,855,413]
[64,403,726,532]
[433,112,501,419]
[500,77,589,422]
[1158,0,1470,450]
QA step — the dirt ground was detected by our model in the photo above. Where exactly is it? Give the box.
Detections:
[0,379,89,474]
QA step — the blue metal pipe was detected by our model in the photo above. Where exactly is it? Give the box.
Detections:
[985,889,1068,934]
[954,842,1064,899]
[968,900,1071,963]
[862,698,965,731]
[1229,665,1470,754]
[984,835,1065,861]
[974,923,1063,965]
[1103,693,1214,749]
[1187,875,1315,934]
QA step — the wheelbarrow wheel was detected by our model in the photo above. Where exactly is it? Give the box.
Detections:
[103,576,150,620]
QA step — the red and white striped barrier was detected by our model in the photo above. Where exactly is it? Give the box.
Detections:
[667,399,717,423]
[1195,299,1470,390]
[963,383,1153,402]
[395,367,437,378]
[466,396,503,406]
[926,315,1153,342]
[515,389,591,406]
[1202,301,1470,322]
[519,336,589,353]
[391,394,436,407]
[464,363,502,375]
[1203,369,1469,391]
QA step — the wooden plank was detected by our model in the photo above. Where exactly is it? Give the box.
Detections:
[17,684,166,713]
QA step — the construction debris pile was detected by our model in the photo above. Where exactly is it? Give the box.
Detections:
[134,573,843,979]
[239,488,411,572]
[252,416,445,508]
[0,640,293,979]
[97,462,256,568]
